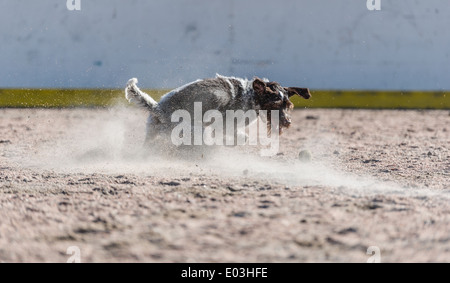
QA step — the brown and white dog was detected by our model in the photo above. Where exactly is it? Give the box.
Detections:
[125,74,310,145]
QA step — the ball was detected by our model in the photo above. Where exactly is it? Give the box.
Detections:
[298,150,312,162]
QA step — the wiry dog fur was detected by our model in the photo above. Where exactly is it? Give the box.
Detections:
[125,74,311,145]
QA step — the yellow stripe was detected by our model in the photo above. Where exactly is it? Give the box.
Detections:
[0,89,168,108]
[0,89,448,109]
[291,90,449,109]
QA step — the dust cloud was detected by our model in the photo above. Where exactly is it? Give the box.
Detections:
[14,105,449,201]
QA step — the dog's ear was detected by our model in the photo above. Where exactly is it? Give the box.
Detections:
[284,87,311,99]
[253,77,266,95]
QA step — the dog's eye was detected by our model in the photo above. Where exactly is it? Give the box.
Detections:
[267,92,282,102]
[265,86,276,94]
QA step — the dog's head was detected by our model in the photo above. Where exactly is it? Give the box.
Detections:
[253,77,311,134]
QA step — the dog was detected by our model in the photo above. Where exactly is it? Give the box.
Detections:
[125,74,311,146]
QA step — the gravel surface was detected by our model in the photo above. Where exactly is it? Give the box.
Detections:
[0,107,449,262]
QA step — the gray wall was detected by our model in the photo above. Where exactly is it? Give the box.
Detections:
[1,0,449,90]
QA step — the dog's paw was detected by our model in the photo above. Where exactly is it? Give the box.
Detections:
[125,78,139,101]
[127,78,138,87]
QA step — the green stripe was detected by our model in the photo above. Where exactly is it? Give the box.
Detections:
[292,90,449,109]
[0,89,448,109]
[0,89,168,108]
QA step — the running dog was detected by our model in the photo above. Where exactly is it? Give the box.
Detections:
[125,74,311,145]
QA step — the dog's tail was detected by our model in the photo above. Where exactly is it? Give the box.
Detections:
[125,78,158,110]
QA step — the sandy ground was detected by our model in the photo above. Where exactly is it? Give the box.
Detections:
[0,107,449,263]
